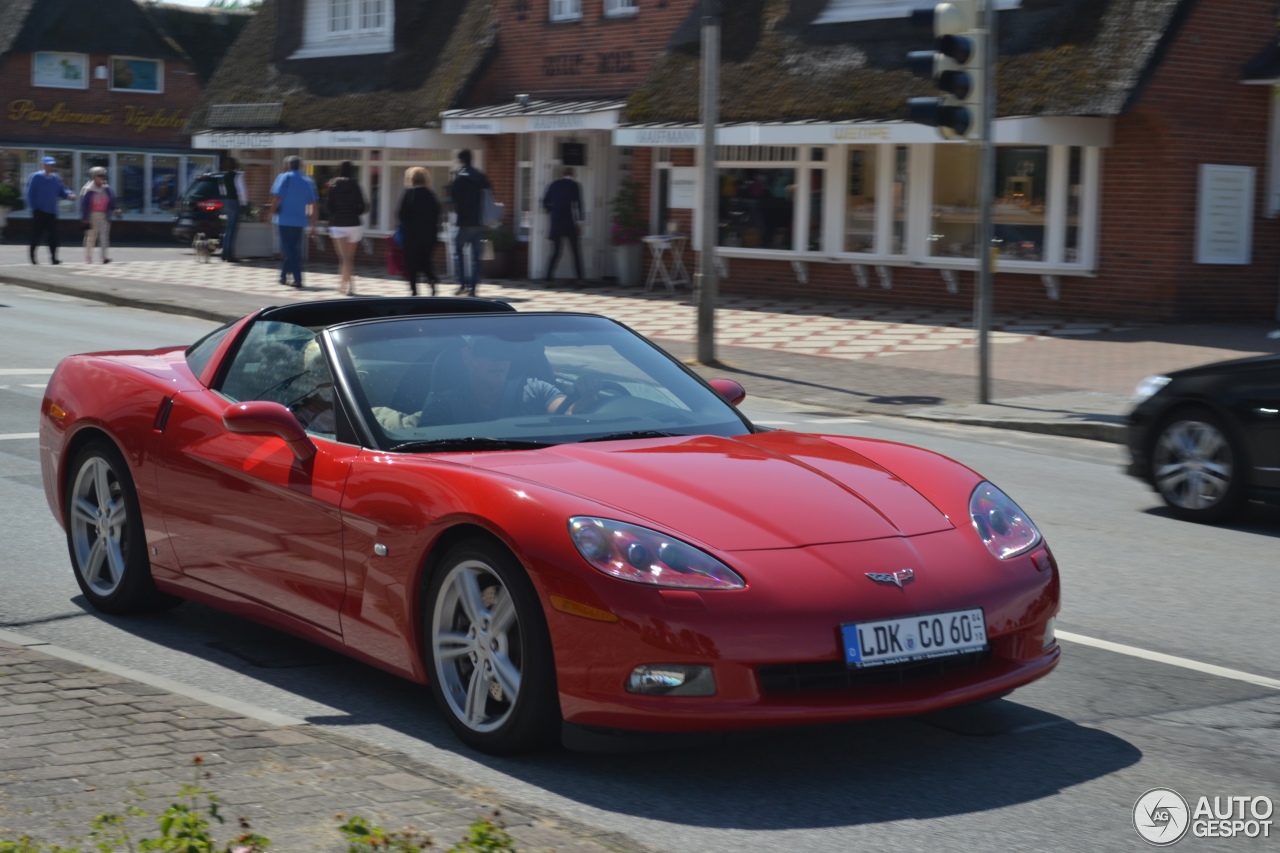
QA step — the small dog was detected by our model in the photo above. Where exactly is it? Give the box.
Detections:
[192,235,220,263]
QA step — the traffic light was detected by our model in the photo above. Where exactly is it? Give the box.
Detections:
[906,1,985,140]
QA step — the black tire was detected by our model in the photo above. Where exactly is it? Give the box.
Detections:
[1149,407,1245,523]
[425,538,559,754]
[65,440,177,614]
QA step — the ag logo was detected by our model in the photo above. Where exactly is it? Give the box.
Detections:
[1134,788,1190,845]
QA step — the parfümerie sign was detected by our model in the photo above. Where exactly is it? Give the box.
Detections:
[7,100,185,133]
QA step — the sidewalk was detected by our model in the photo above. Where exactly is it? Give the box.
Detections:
[3,245,1278,442]
[0,633,646,851]
[2,247,1278,847]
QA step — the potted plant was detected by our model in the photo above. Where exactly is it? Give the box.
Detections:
[482,224,518,279]
[610,177,645,286]
[0,182,23,237]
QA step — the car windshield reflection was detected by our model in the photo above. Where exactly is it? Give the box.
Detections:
[327,313,752,451]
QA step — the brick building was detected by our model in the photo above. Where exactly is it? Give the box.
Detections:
[192,0,1280,321]
[0,0,249,240]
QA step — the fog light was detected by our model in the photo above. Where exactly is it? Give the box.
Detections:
[1043,618,1056,650]
[626,664,716,696]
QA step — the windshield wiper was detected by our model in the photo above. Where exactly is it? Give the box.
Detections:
[578,430,684,443]
[389,437,556,453]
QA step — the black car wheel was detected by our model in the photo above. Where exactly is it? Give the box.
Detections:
[425,539,559,754]
[65,440,177,613]
[1150,407,1245,523]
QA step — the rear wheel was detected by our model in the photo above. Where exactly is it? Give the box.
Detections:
[1150,408,1244,523]
[426,539,559,754]
[65,440,176,614]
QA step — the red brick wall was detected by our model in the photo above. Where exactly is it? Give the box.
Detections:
[0,54,201,150]
[468,1,697,105]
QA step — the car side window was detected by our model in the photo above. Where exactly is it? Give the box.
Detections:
[217,321,338,440]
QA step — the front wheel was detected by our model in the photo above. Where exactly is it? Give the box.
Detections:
[1150,408,1245,523]
[425,539,559,754]
[65,440,176,614]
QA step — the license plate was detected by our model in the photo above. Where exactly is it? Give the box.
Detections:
[842,608,986,668]
[179,218,194,225]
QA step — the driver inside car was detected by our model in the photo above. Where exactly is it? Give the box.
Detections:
[372,337,602,430]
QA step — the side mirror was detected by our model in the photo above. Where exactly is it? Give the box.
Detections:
[709,378,746,406]
[222,401,315,462]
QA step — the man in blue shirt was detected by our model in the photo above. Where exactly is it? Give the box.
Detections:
[266,155,318,288]
[25,156,76,265]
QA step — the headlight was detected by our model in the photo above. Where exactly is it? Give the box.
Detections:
[568,517,745,590]
[969,482,1041,559]
[1132,374,1171,404]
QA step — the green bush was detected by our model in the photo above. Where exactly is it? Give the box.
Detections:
[0,182,24,211]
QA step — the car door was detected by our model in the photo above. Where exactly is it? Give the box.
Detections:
[1235,360,1280,490]
[156,319,355,635]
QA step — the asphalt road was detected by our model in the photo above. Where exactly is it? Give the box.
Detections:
[2,285,1277,852]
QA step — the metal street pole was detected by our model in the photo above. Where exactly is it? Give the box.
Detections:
[697,1,720,365]
[975,0,997,403]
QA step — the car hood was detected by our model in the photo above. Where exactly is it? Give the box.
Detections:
[461,431,954,551]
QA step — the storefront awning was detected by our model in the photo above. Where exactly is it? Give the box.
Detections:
[614,116,1114,148]
[191,127,477,150]
[441,99,625,135]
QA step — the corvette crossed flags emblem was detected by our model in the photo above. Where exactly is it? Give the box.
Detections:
[865,568,915,588]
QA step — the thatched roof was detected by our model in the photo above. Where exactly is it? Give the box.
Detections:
[187,0,496,133]
[624,0,1195,124]
[1,0,187,60]
[142,3,253,83]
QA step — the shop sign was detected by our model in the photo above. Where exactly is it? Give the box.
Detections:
[1196,164,1255,265]
[444,119,500,135]
[197,132,276,149]
[669,167,698,209]
[615,128,702,146]
[531,115,586,131]
[6,99,185,133]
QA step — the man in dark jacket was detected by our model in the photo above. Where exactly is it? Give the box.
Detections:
[446,149,491,296]
[542,167,584,284]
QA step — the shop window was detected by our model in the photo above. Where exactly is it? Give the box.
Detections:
[717,168,796,249]
[32,53,87,89]
[844,146,876,253]
[517,136,533,242]
[116,154,147,215]
[930,144,1051,261]
[186,156,218,190]
[79,153,112,193]
[604,0,638,16]
[153,156,179,213]
[1066,146,1082,263]
[891,146,909,255]
[551,0,582,21]
[110,58,163,94]
[808,169,826,251]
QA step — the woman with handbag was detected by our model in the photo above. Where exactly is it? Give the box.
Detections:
[397,167,441,296]
[326,161,368,296]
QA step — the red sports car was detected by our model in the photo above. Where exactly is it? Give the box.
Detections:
[39,298,1060,754]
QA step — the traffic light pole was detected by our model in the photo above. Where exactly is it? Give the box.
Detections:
[697,2,720,365]
[975,0,996,403]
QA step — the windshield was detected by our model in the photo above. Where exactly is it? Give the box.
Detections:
[328,313,752,450]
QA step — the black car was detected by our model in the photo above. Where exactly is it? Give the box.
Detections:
[1126,353,1280,522]
[171,172,228,242]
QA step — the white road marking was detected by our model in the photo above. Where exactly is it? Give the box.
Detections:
[1058,630,1280,690]
[21,384,46,389]
[0,433,38,440]
[0,369,54,375]
[805,417,867,424]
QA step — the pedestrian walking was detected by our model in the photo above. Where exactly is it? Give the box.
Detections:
[78,167,118,264]
[25,156,75,264]
[325,161,368,296]
[220,156,247,263]
[266,155,318,289]
[446,149,490,296]
[542,166,584,284]
[398,167,441,296]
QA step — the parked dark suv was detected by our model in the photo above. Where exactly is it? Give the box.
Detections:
[172,172,228,242]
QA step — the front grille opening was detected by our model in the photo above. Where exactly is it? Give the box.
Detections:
[757,649,991,694]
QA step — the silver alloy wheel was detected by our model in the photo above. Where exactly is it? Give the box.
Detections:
[431,559,523,734]
[68,455,130,597]
[1152,418,1233,511]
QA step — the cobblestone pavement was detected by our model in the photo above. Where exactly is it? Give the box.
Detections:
[0,638,650,852]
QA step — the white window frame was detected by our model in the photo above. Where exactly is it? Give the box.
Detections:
[604,0,638,17]
[292,0,394,58]
[814,0,1019,25]
[550,0,582,22]
[108,56,164,94]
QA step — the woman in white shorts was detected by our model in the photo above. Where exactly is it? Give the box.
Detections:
[325,161,369,295]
